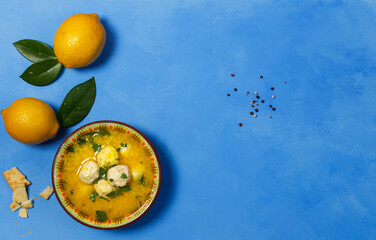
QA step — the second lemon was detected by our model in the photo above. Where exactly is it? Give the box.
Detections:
[53,13,106,69]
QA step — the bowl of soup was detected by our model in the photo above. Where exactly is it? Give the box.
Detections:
[52,121,161,229]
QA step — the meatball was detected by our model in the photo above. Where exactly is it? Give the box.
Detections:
[78,160,99,184]
[96,146,119,168]
[107,165,131,187]
[94,179,114,196]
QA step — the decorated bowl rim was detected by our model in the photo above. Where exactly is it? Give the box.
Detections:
[51,120,161,230]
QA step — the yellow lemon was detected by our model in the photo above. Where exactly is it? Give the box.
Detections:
[53,13,106,69]
[1,98,60,144]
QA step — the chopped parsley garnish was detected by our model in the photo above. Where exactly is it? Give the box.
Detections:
[140,175,145,185]
[66,146,74,153]
[89,191,98,202]
[70,190,74,195]
[93,165,117,183]
[77,137,87,145]
[116,147,121,152]
[92,143,101,152]
[106,191,123,199]
[118,185,132,192]
[100,196,110,202]
[109,178,114,182]
[106,185,132,199]
[139,201,142,207]
[120,173,127,179]
[96,210,108,222]
[97,129,111,136]
[120,142,128,147]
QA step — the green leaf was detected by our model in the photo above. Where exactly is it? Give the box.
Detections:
[13,39,56,63]
[92,143,101,152]
[120,143,128,147]
[140,175,145,185]
[121,173,127,179]
[109,178,114,182]
[118,185,132,192]
[66,146,74,153]
[99,196,110,202]
[116,147,121,152]
[57,77,96,127]
[96,210,108,222]
[77,137,87,145]
[70,190,74,195]
[106,191,123,199]
[20,59,61,86]
[89,191,98,202]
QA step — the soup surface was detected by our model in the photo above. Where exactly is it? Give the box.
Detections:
[62,129,154,221]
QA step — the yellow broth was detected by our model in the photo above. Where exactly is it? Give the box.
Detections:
[62,130,154,220]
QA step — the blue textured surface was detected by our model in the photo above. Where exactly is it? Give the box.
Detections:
[1,0,376,239]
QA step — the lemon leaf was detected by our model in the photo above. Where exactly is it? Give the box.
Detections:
[13,39,56,63]
[57,77,96,127]
[20,59,62,86]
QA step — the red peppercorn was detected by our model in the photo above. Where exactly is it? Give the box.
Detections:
[231,74,235,77]
[227,94,230,96]
[234,88,237,92]
[239,123,243,126]
[260,75,263,78]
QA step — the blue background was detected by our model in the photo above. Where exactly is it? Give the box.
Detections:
[1,0,376,239]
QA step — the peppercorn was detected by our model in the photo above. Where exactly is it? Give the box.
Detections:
[256,96,260,99]
[272,107,276,111]
[271,87,274,91]
[250,111,254,115]
[255,109,259,112]
[261,100,265,103]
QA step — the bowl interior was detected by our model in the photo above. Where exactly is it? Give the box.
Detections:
[52,121,161,229]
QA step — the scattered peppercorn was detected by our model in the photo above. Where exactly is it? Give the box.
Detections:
[254,91,258,95]
[256,96,260,99]
[272,95,275,98]
[256,104,259,106]
[250,111,254,115]
[255,109,259,112]
[261,100,265,103]
[234,88,238,92]
[239,123,243,126]
[269,105,272,108]
[231,73,235,77]
[251,105,255,108]
[272,107,276,111]
[253,114,257,118]
[271,87,274,91]
[253,100,256,103]
[260,75,263,79]
[270,116,272,118]
[247,91,250,95]
[227,94,230,96]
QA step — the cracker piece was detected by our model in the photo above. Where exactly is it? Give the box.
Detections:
[21,199,33,209]
[19,208,28,218]
[13,184,28,203]
[39,186,53,200]
[3,167,31,190]
[9,201,21,212]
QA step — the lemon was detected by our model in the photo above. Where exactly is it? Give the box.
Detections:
[1,98,60,144]
[53,13,106,69]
